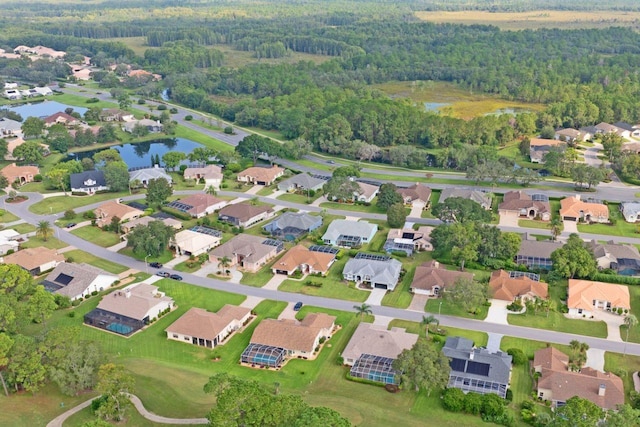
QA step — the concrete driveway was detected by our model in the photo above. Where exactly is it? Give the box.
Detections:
[409,202,425,219]
[498,213,519,227]
[365,288,387,306]
[563,219,578,233]
[584,348,605,371]
[408,294,429,312]
[263,273,289,291]
[278,302,299,320]
[590,310,624,342]
[485,299,510,325]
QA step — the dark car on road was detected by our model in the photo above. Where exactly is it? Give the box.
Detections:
[156,271,170,277]
[293,301,303,311]
[170,274,183,281]
[65,223,76,229]
[149,262,163,268]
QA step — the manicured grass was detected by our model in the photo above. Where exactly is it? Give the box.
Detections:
[8,223,36,234]
[509,363,533,406]
[64,403,171,427]
[18,181,59,193]
[174,126,233,152]
[29,191,129,214]
[621,285,640,343]
[21,236,68,249]
[577,204,640,237]
[256,186,275,196]
[0,209,19,223]
[507,283,608,338]
[386,319,488,347]
[118,247,175,264]
[63,249,128,274]
[382,252,434,309]
[53,92,119,110]
[277,192,319,204]
[604,352,640,398]
[195,119,223,131]
[70,225,121,247]
[518,219,555,230]
[238,250,292,287]
[425,297,489,321]
[500,336,571,360]
[319,200,387,214]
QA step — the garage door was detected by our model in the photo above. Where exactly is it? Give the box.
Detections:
[374,283,388,290]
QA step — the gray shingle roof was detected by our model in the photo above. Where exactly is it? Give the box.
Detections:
[277,173,325,191]
[70,170,106,190]
[322,220,377,242]
[343,257,402,287]
[517,240,563,258]
[443,337,512,385]
[44,262,117,298]
[129,166,172,183]
[439,189,492,209]
[264,212,321,233]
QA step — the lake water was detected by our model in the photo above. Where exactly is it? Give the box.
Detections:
[485,107,531,116]
[424,102,450,112]
[8,100,88,119]
[71,138,203,169]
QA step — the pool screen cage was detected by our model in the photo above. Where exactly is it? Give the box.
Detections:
[241,343,286,368]
[84,308,145,337]
[350,354,399,385]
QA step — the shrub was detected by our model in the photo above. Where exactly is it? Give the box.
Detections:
[54,294,72,309]
[157,104,167,110]
[336,356,344,365]
[91,290,98,296]
[441,388,466,412]
[507,348,528,365]
[224,126,233,134]
[481,393,506,418]
[319,337,326,344]
[137,98,146,104]
[169,108,178,114]
[68,312,76,318]
[71,299,80,307]
[505,389,513,402]
[65,256,74,263]
[63,209,76,220]
[86,97,100,103]
[34,174,43,182]
[463,392,483,415]
[184,115,193,121]
[506,298,523,312]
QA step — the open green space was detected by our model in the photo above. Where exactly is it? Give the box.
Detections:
[63,249,128,274]
[8,222,36,234]
[0,209,19,223]
[382,252,433,309]
[425,296,489,321]
[18,181,59,193]
[53,92,119,110]
[604,352,640,398]
[386,319,488,347]
[277,192,320,204]
[70,225,121,247]
[621,285,640,344]
[577,204,639,237]
[320,200,387,214]
[29,191,130,214]
[518,219,556,230]
[256,185,275,196]
[64,404,177,427]
[507,283,608,338]
[21,235,68,249]
[239,255,284,288]
[174,126,233,152]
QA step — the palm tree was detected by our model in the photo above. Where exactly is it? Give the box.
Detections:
[36,220,53,242]
[421,315,439,338]
[218,256,231,275]
[205,185,217,196]
[624,314,638,343]
[548,217,562,241]
[353,303,372,319]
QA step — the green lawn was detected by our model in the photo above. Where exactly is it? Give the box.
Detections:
[118,247,175,264]
[319,200,388,215]
[70,226,121,247]
[277,192,320,204]
[0,209,19,223]
[239,250,293,287]
[621,285,640,343]
[425,297,489,321]
[507,283,608,338]
[256,186,275,196]
[21,236,68,249]
[386,319,488,347]
[577,204,639,237]
[518,219,555,230]
[8,223,36,234]
[53,92,119,110]
[500,336,572,359]
[63,249,128,274]
[604,352,640,399]
[29,191,130,214]
[17,181,59,193]
[174,126,233,152]
[173,260,205,274]
[382,252,434,309]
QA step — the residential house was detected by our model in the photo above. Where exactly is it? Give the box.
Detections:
[3,89,21,100]
[560,195,609,223]
[322,220,378,247]
[241,313,336,367]
[44,112,80,127]
[44,262,118,301]
[210,234,283,273]
[271,244,336,276]
[613,122,640,137]
[489,270,548,302]
[529,138,566,163]
[410,260,474,296]
[172,228,222,256]
[84,282,174,336]
[2,246,64,275]
[237,166,284,186]
[554,128,590,143]
[622,141,640,154]
[129,165,172,186]
[342,323,419,385]
[262,212,322,239]
[516,238,563,270]
[567,279,630,317]
[166,194,227,218]
[120,216,182,234]
[343,253,403,290]
[166,305,251,349]
[595,122,629,138]
[122,119,163,133]
[355,181,379,203]
[70,170,108,194]
[442,336,512,398]
[99,109,134,122]
[589,240,640,276]
[533,347,624,410]
[1,163,39,185]
[396,183,432,207]
[0,118,22,136]
[439,188,492,210]
[0,229,20,255]
[14,45,66,59]
[277,173,325,193]
[217,202,274,228]
[183,164,223,189]
[383,226,433,256]
[5,137,26,161]
[93,200,143,228]
[33,86,53,96]
[498,191,551,221]
[71,67,92,81]
[620,202,640,223]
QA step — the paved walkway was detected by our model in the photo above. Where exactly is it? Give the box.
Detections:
[310,195,326,207]
[408,294,429,312]
[591,311,624,342]
[584,348,605,371]
[226,266,243,284]
[46,397,95,427]
[486,333,504,353]
[192,261,219,278]
[365,288,387,306]
[57,245,76,254]
[408,202,425,219]
[485,299,510,325]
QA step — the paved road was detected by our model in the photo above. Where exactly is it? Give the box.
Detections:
[7,191,640,356]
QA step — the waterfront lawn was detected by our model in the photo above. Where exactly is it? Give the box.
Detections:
[70,225,121,247]
[174,126,233,152]
[53,92,119,109]
[29,191,130,214]
[577,204,639,237]
[63,249,128,274]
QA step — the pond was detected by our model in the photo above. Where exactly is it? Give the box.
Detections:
[484,107,532,116]
[424,102,451,112]
[8,100,88,119]
[71,138,203,169]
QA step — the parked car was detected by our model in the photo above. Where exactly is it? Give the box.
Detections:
[156,271,170,277]
[65,223,76,229]
[327,160,335,164]
[170,274,183,281]
[293,301,303,311]
[149,262,163,268]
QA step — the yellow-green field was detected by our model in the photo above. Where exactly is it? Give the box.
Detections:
[372,80,545,119]
[415,10,640,30]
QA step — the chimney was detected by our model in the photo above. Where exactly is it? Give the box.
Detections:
[469,351,475,361]
[598,384,606,396]
[125,289,131,299]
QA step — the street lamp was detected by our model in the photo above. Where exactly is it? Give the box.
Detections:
[439,301,442,316]
[144,254,151,274]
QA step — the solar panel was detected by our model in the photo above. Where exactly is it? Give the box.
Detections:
[450,358,467,372]
[466,361,491,377]
[190,225,222,237]
[262,239,284,252]
[401,232,416,240]
[355,253,391,261]
[309,245,339,255]
[55,273,74,286]
[531,194,548,202]
[167,201,194,212]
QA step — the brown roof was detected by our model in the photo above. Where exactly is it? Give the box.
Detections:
[183,164,223,180]
[3,247,64,271]
[411,260,473,292]
[97,283,173,321]
[238,166,283,183]
[498,191,551,215]
[568,279,630,310]
[560,196,609,219]
[44,112,77,125]
[356,181,379,199]
[397,183,432,203]
[533,347,569,372]
[529,138,565,148]
[211,234,276,265]
[272,245,335,274]
[218,202,273,223]
[94,201,143,225]
[1,163,39,181]
[176,194,226,216]
[165,305,250,341]
[489,270,548,301]
[250,313,336,353]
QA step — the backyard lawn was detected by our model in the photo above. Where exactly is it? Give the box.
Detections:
[70,225,121,247]
[577,204,639,237]
[63,249,128,274]
[29,191,130,214]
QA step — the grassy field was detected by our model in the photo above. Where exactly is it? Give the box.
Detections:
[52,92,119,110]
[507,283,608,338]
[8,222,36,234]
[577,204,639,237]
[63,249,128,274]
[277,192,320,204]
[21,235,68,249]
[174,125,233,152]
[319,200,387,214]
[425,297,489,321]
[70,225,121,247]
[604,352,640,399]
[518,219,553,230]
[29,191,130,214]
[415,10,640,30]
[0,209,19,223]
[386,319,488,347]
[382,252,433,309]
[621,285,640,344]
